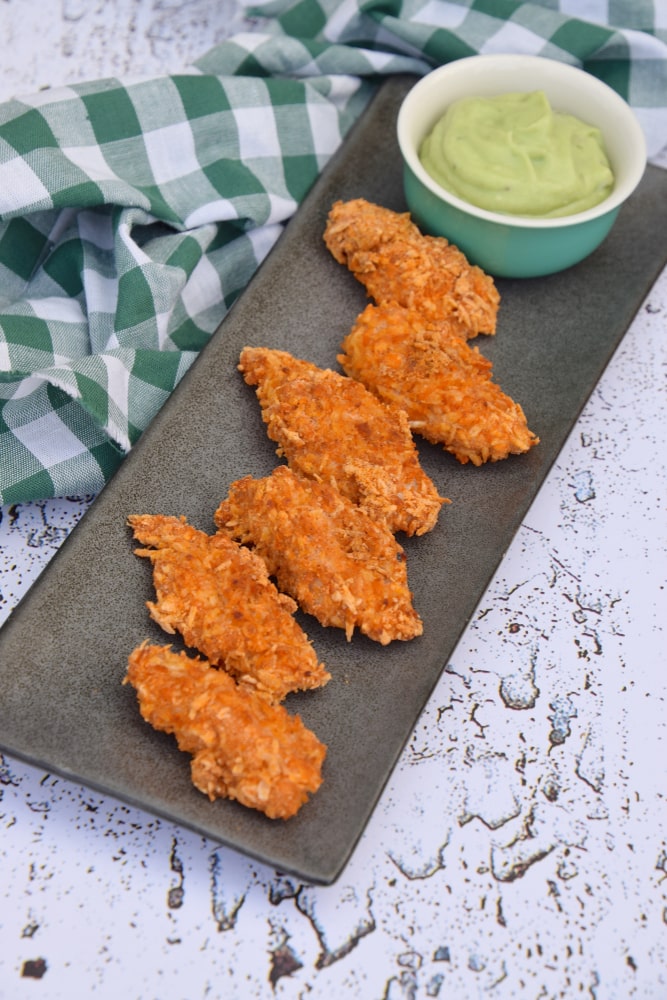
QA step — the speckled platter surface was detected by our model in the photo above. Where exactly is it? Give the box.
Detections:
[1,76,665,886]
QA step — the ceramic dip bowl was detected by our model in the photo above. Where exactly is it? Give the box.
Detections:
[397,54,647,278]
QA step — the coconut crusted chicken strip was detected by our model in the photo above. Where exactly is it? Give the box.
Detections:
[239,346,446,536]
[339,302,539,466]
[323,198,499,339]
[215,466,422,645]
[125,643,325,819]
[128,513,330,703]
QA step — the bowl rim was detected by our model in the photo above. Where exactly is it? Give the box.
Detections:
[397,53,647,230]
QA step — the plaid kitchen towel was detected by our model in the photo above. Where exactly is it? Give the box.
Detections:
[1,0,666,505]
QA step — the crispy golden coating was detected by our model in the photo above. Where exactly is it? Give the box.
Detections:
[339,302,539,466]
[214,466,422,645]
[128,513,330,703]
[125,643,326,819]
[239,346,446,536]
[323,198,499,338]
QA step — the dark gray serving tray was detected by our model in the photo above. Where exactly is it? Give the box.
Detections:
[1,77,665,885]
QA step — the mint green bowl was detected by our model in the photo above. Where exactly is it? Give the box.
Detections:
[397,55,647,279]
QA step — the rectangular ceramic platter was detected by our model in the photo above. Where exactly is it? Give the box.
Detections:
[1,77,665,885]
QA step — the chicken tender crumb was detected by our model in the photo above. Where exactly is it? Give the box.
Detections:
[125,642,326,819]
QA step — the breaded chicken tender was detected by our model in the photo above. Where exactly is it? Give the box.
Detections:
[128,513,330,703]
[339,302,539,466]
[214,466,422,645]
[239,346,446,536]
[323,198,499,339]
[125,643,326,819]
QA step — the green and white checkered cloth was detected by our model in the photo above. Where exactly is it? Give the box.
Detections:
[1,0,666,505]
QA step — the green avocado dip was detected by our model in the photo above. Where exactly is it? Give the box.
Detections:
[419,90,614,218]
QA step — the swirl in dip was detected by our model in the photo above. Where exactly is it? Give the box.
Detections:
[419,90,614,218]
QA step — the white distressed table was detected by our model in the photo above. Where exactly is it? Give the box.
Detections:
[1,4,666,998]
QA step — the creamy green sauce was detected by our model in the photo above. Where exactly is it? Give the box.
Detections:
[419,90,614,218]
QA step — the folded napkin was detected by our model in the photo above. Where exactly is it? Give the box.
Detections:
[1,0,665,505]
